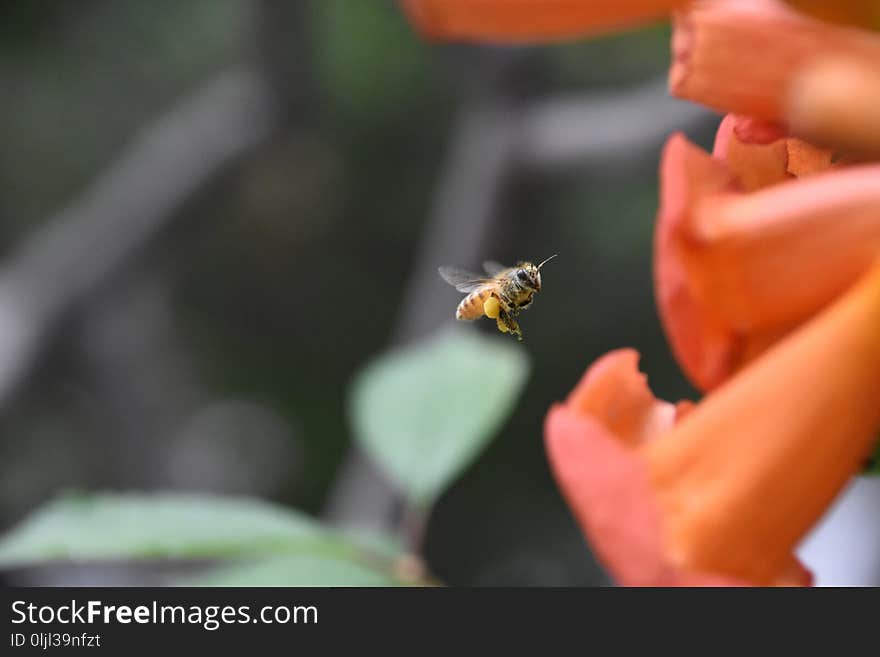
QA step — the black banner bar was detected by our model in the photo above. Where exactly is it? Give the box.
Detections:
[2,586,876,651]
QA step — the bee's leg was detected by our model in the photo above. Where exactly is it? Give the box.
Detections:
[500,295,519,317]
[497,308,522,341]
[507,317,523,341]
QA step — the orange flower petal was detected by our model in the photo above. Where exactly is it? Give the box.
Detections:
[545,349,812,586]
[785,138,834,177]
[655,131,880,390]
[545,350,750,586]
[782,1,880,29]
[712,114,834,191]
[646,259,880,584]
[564,348,677,448]
[788,55,880,159]
[714,115,792,191]
[549,261,880,585]
[692,165,880,332]
[727,115,788,145]
[670,0,880,122]
[545,402,676,585]
[400,0,686,43]
[655,132,741,390]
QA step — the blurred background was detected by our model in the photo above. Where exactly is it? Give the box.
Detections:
[0,0,721,586]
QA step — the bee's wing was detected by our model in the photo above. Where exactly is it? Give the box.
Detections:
[438,266,491,293]
[482,260,508,276]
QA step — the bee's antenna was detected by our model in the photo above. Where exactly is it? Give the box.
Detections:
[537,254,558,270]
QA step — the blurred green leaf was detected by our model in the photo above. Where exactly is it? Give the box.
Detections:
[550,22,672,87]
[350,328,530,507]
[185,554,402,587]
[312,0,428,119]
[342,528,406,562]
[0,492,352,567]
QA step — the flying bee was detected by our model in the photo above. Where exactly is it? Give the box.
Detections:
[438,255,557,341]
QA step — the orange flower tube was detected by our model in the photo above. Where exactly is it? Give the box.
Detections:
[783,1,880,29]
[545,259,880,585]
[655,125,880,391]
[788,56,880,159]
[670,0,880,123]
[400,0,687,42]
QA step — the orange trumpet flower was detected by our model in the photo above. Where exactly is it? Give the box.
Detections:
[788,55,880,159]
[400,0,687,43]
[782,1,880,29]
[545,259,880,585]
[655,116,880,391]
[670,0,880,156]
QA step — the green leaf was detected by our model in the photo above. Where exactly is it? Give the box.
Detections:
[0,492,352,568]
[342,528,406,562]
[184,554,402,587]
[312,0,428,119]
[350,328,530,506]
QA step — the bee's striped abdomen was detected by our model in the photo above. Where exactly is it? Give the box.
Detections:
[456,288,492,320]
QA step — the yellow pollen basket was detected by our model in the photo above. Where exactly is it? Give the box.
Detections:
[483,296,501,319]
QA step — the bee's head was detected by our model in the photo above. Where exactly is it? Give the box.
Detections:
[516,254,556,292]
[516,263,542,292]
